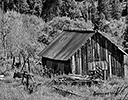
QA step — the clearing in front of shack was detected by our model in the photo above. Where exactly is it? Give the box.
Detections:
[0,73,128,100]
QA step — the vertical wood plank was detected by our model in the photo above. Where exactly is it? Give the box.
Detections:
[85,43,88,74]
[79,48,82,75]
[81,45,86,75]
[114,57,116,76]
[62,63,64,75]
[104,66,106,80]
[118,52,122,76]
[111,56,114,75]
[71,55,76,74]
[81,46,84,75]
[124,55,128,78]
[105,40,109,79]
[75,53,78,74]
[121,53,124,77]
[77,50,79,74]
[97,42,100,61]
[109,54,112,77]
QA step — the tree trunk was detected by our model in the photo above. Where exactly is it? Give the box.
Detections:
[27,56,30,72]
[11,56,15,69]
[19,54,21,68]
[20,57,26,72]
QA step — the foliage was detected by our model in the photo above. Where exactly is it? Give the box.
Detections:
[110,0,122,20]
[123,17,128,48]
[0,1,127,99]
[97,0,112,21]
[44,17,93,38]
[0,0,125,21]
[0,0,127,76]
[0,0,127,61]
[0,11,46,59]
[58,0,80,19]
[0,0,127,59]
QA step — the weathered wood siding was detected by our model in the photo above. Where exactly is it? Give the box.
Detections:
[71,33,124,79]
[41,32,124,79]
[42,57,72,75]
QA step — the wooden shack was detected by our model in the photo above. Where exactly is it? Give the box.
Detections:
[38,30,128,80]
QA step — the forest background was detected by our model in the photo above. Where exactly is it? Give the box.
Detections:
[0,0,127,72]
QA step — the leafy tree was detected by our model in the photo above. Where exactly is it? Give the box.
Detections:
[0,0,127,60]
[0,10,14,58]
[0,11,46,70]
[41,0,59,22]
[26,0,43,16]
[110,0,122,20]
[97,0,112,21]
[18,0,30,13]
[58,0,80,19]
[41,16,93,39]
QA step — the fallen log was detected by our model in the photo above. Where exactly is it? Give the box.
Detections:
[93,85,128,97]
[114,85,128,96]
[93,91,116,96]
[52,86,84,98]
[45,80,56,87]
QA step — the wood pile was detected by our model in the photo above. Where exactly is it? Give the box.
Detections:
[52,86,84,98]
[45,74,104,87]
[46,74,104,98]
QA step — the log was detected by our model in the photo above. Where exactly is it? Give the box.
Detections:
[93,85,128,96]
[11,56,15,69]
[93,91,115,96]
[52,86,84,98]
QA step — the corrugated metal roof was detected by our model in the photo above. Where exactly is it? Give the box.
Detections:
[38,30,95,60]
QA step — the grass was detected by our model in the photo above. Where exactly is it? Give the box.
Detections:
[0,72,128,100]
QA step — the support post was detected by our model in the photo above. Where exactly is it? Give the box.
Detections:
[79,49,82,75]
[72,55,76,74]
[109,54,112,78]
[11,56,15,69]
[27,57,30,72]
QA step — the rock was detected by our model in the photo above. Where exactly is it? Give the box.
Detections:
[0,75,4,80]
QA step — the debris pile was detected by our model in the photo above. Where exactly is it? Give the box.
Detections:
[52,86,84,98]
[45,74,104,87]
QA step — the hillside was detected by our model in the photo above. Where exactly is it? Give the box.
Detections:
[0,0,127,58]
[0,0,128,100]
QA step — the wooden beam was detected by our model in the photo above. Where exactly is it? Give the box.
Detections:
[92,39,95,70]
[77,50,80,74]
[104,61,107,80]
[52,86,84,98]
[85,43,88,75]
[71,55,76,74]
[79,48,82,75]
[109,54,112,77]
